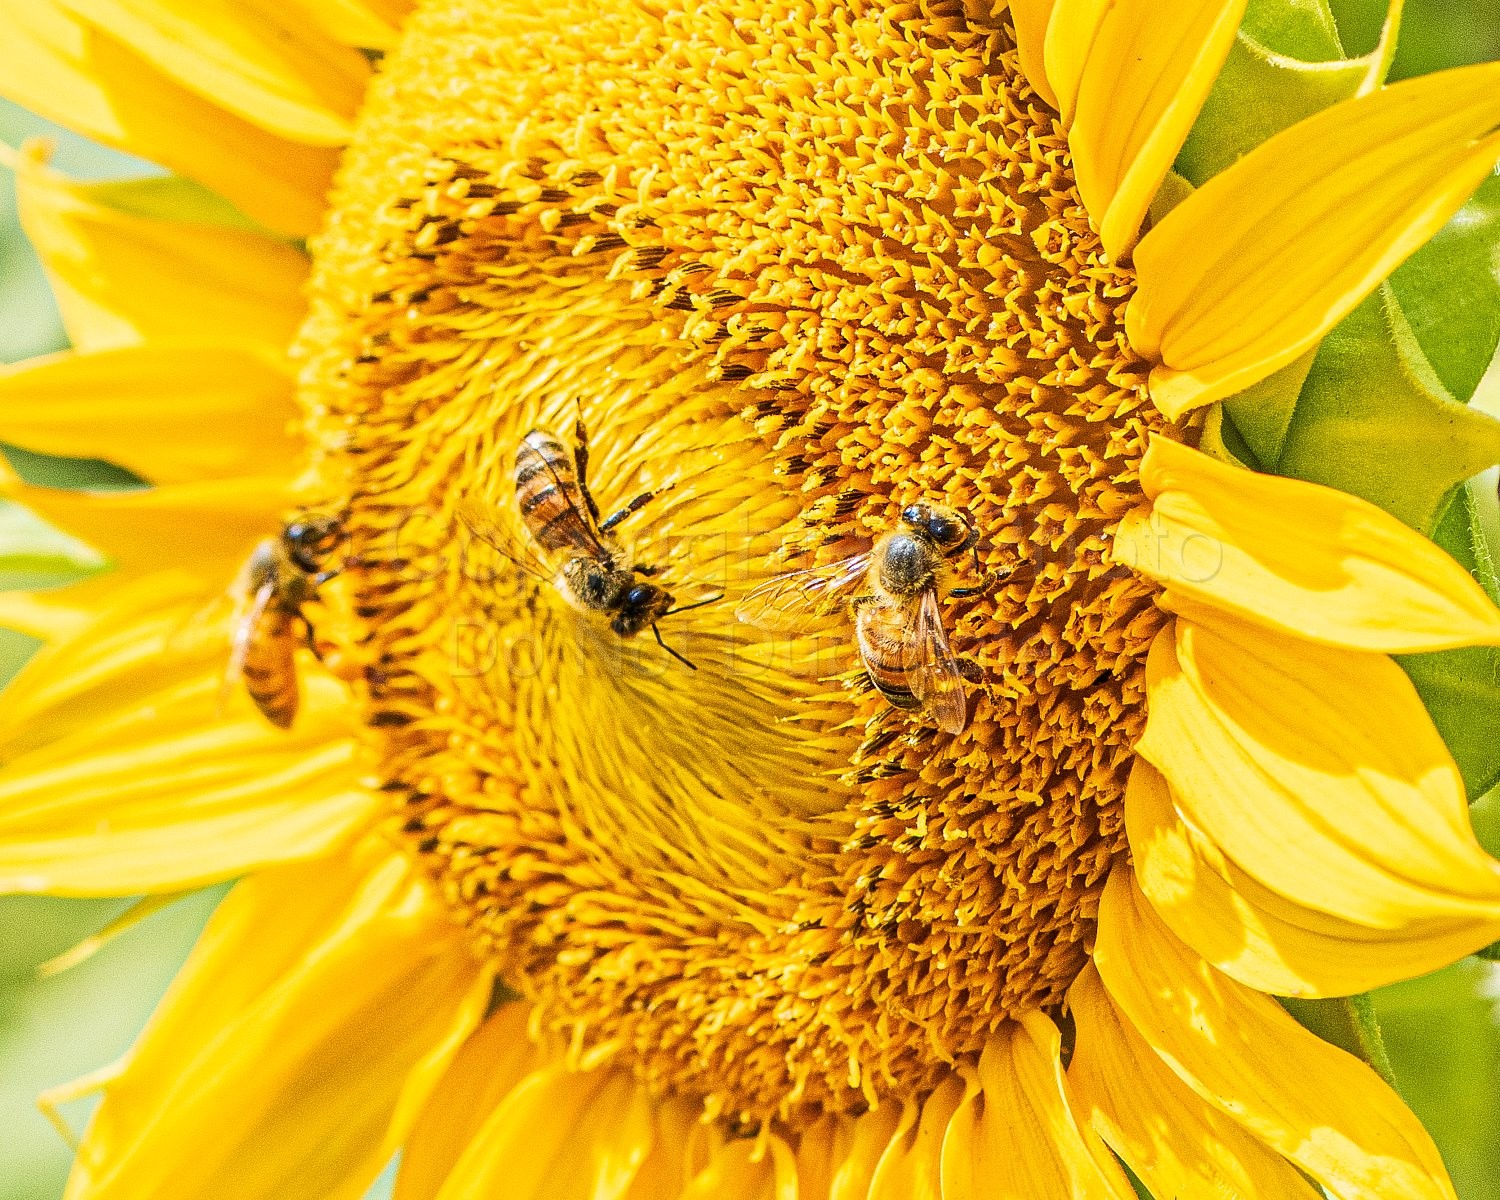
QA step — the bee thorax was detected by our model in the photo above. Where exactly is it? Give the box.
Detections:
[877,533,934,596]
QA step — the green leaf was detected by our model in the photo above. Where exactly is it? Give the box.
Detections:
[0,889,224,1200]
[1221,348,1317,467]
[0,502,105,592]
[1271,285,1500,534]
[1280,993,1399,1088]
[1388,170,1500,403]
[1373,959,1500,1200]
[1175,0,1399,186]
[81,176,263,235]
[1243,0,1347,58]
[1397,481,1500,799]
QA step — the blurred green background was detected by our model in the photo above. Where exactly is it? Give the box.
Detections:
[1,2,1499,1199]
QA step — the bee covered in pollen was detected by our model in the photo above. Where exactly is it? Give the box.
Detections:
[458,417,717,668]
[736,502,995,733]
[228,514,345,729]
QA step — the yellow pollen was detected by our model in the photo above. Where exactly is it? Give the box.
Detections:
[296,0,1182,1128]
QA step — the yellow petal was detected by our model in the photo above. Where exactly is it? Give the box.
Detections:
[14,141,308,354]
[434,1063,656,1200]
[682,1137,798,1200]
[1126,758,1500,996]
[1007,0,1058,109]
[1114,436,1500,652]
[1068,960,1322,1200]
[1,471,289,582]
[867,1077,965,1200]
[0,681,367,896]
[0,574,228,759]
[1070,0,1248,260]
[940,1014,1136,1200]
[1138,616,1500,927]
[65,844,489,1200]
[0,344,299,485]
[59,0,370,145]
[621,1096,702,1200]
[1129,62,1500,416]
[394,1002,540,1200]
[0,589,93,642]
[1043,0,1108,125]
[0,0,336,236]
[829,1105,903,1200]
[1095,870,1459,1200]
[290,0,412,50]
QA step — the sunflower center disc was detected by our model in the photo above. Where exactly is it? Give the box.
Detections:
[298,0,1177,1127]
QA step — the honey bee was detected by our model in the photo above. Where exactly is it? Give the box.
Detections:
[458,418,716,667]
[227,515,344,729]
[736,503,993,733]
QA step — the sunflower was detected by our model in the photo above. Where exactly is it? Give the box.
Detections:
[3,0,1500,1196]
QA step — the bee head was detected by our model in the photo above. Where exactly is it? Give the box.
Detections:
[611,581,674,637]
[283,515,344,574]
[900,503,973,554]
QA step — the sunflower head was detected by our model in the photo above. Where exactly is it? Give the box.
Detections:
[290,0,1197,1126]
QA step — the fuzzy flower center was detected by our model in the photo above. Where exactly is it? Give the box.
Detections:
[297,0,1178,1128]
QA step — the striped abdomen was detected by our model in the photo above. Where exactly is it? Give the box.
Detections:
[514,431,597,554]
[242,606,300,729]
[854,596,922,711]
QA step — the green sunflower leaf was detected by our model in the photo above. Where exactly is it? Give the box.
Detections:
[0,502,104,592]
[0,890,223,1200]
[1280,993,1399,1088]
[1373,959,1500,1200]
[1397,481,1500,800]
[1388,170,1500,403]
[1267,285,1500,534]
[1244,0,1347,58]
[1175,0,1400,186]
[80,175,264,235]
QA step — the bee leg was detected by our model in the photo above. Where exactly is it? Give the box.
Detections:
[950,567,1008,599]
[653,623,698,670]
[572,403,602,524]
[598,490,657,534]
[957,658,984,683]
[303,619,329,665]
[632,563,660,577]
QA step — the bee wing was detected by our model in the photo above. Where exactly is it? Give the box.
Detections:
[735,552,871,632]
[456,498,553,584]
[220,579,277,714]
[905,588,968,735]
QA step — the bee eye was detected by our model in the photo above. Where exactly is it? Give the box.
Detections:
[626,585,653,606]
[928,516,958,543]
[900,504,924,526]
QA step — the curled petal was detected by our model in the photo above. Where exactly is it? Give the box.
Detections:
[1068,959,1321,1200]
[1070,0,1248,260]
[1095,871,1459,1200]
[1128,62,1500,415]
[940,1014,1135,1200]
[1113,436,1500,653]
[64,844,491,1200]
[1137,616,1500,928]
[1126,758,1500,996]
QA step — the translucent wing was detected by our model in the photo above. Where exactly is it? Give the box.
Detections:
[735,551,871,632]
[906,588,967,735]
[456,497,553,584]
[221,578,276,713]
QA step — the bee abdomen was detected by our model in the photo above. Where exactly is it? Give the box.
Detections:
[863,651,921,711]
[243,611,300,729]
[514,433,594,552]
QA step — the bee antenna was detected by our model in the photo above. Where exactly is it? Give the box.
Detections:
[663,592,722,617]
[653,623,698,670]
